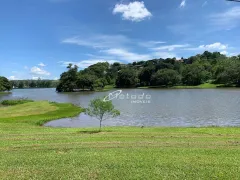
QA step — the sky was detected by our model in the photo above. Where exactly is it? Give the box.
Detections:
[0,0,240,80]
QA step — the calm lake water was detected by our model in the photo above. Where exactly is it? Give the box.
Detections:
[1,88,240,127]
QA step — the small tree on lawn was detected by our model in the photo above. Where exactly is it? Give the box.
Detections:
[85,98,120,131]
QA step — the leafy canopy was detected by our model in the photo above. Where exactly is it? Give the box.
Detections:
[0,76,12,91]
[85,98,120,131]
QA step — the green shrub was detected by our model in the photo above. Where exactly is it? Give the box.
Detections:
[1,99,34,106]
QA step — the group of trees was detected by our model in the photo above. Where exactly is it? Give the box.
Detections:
[57,63,115,92]
[56,51,240,92]
[116,51,240,87]
[11,79,59,89]
[0,76,12,92]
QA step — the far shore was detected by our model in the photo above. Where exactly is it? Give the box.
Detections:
[137,83,237,89]
[4,83,240,93]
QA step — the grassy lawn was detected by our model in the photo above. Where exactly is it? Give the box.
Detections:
[1,101,240,179]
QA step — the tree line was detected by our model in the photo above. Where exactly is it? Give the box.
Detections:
[11,79,59,89]
[56,51,240,92]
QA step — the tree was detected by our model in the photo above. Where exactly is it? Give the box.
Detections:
[85,98,120,131]
[155,61,174,71]
[106,62,122,84]
[54,51,240,89]
[56,64,78,92]
[139,66,155,86]
[214,59,240,86]
[93,78,107,90]
[77,74,96,91]
[18,81,24,89]
[116,68,139,88]
[29,81,37,88]
[87,62,109,78]
[150,69,181,86]
[0,76,12,91]
[182,63,210,85]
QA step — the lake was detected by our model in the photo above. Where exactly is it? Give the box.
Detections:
[1,88,240,127]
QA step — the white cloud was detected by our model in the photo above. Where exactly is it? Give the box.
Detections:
[210,7,240,28]
[30,66,50,76]
[113,1,152,22]
[59,48,178,67]
[228,52,240,57]
[38,62,46,67]
[103,48,153,62]
[185,42,228,51]
[62,34,129,49]
[152,52,178,59]
[199,42,227,50]
[138,41,165,48]
[220,51,228,55]
[59,59,119,69]
[152,44,189,51]
[85,53,115,60]
[180,0,186,8]
[62,34,183,63]
[8,76,16,80]
[32,76,41,80]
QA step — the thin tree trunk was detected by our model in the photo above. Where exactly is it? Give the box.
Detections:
[99,120,102,132]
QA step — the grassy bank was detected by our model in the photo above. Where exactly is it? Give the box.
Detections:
[174,83,223,89]
[1,101,240,179]
[0,91,11,95]
[0,100,83,125]
[96,85,116,92]
[138,83,226,89]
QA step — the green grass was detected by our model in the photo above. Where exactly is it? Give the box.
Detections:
[174,83,223,89]
[96,85,115,92]
[1,125,240,179]
[138,83,225,89]
[0,91,11,95]
[0,101,58,118]
[0,101,83,126]
[1,99,34,106]
[1,102,240,179]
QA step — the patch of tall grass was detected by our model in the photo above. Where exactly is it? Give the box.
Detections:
[1,98,34,106]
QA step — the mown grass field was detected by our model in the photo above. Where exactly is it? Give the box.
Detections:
[0,101,240,179]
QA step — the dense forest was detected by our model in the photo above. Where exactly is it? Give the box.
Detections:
[0,76,12,92]
[11,79,59,89]
[56,51,240,92]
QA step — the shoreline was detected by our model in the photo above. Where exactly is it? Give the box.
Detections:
[8,83,240,93]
